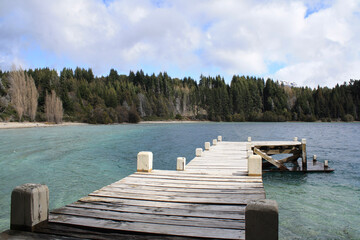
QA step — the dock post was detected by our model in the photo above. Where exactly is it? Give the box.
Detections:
[301,138,307,170]
[205,142,210,151]
[137,152,153,172]
[11,183,49,232]
[176,157,186,171]
[248,155,262,176]
[217,136,222,142]
[293,137,298,141]
[248,136,252,142]
[196,148,203,157]
[246,199,278,240]
[246,142,252,151]
[324,160,328,168]
[212,139,217,145]
[247,150,253,158]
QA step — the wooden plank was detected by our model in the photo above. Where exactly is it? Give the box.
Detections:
[49,214,245,239]
[110,181,264,190]
[51,207,245,229]
[135,170,261,179]
[126,174,259,183]
[0,230,76,240]
[68,201,246,219]
[37,222,202,240]
[251,141,301,147]
[79,196,247,211]
[102,184,264,194]
[89,190,265,204]
[117,176,262,185]
[98,186,265,197]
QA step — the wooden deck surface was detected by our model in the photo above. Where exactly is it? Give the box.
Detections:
[33,141,265,240]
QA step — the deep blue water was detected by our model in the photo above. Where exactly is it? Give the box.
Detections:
[0,122,359,239]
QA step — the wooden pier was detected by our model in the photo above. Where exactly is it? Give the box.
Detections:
[2,137,332,239]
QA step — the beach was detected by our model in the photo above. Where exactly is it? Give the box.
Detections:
[0,122,87,129]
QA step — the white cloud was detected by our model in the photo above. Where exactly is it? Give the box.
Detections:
[0,0,360,87]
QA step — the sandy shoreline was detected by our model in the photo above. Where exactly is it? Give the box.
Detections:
[140,120,210,124]
[0,122,87,129]
[0,120,206,129]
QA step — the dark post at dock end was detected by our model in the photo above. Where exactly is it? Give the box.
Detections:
[11,183,49,232]
[301,138,307,171]
[245,199,278,240]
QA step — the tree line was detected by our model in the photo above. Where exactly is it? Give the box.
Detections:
[0,67,359,123]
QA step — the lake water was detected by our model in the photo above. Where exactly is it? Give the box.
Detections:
[0,122,359,239]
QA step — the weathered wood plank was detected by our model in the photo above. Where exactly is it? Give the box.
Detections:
[79,196,247,211]
[49,214,245,239]
[134,170,261,179]
[37,223,201,240]
[125,174,260,183]
[51,207,245,229]
[0,230,75,240]
[68,201,246,219]
[101,185,265,194]
[112,181,263,190]
[98,186,265,197]
[90,190,265,204]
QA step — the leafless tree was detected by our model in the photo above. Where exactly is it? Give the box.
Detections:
[8,69,38,121]
[45,90,63,123]
[25,74,38,121]
[9,70,26,120]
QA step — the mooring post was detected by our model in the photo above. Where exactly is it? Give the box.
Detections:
[248,136,252,142]
[246,199,279,240]
[137,151,153,172]
[293,137,298,141]
[176,157,186,171]
[217,135,222,142]
[324,160,328,168]
[248,155,262,176]
[196,148,203,157]
[205,142,210,151]
[246,142,252,151]
[212,139,217,145]
[301,138,307,170]
[11,183,49,232]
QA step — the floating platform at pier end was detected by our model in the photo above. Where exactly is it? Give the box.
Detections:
[251,140,334,173]
[2,137,332,239]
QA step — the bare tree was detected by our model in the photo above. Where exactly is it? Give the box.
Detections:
[9,70,27,120]
[8,69,38,121]
[25,74,38,121]
[45,90,63,123]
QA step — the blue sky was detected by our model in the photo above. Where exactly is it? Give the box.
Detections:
[0,0,359,87]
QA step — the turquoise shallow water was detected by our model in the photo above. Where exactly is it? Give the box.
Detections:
[0,122,359,239]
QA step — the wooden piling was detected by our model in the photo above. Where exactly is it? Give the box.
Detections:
[176,157,186,171]
[301,139,307,171]
[137,152,153,172]
[204,142,210,151]
[246,199,278,240]
[11,184,49,232]
[195,148,202,157]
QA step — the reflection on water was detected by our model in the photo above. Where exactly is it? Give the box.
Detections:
[0,122,359,239]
